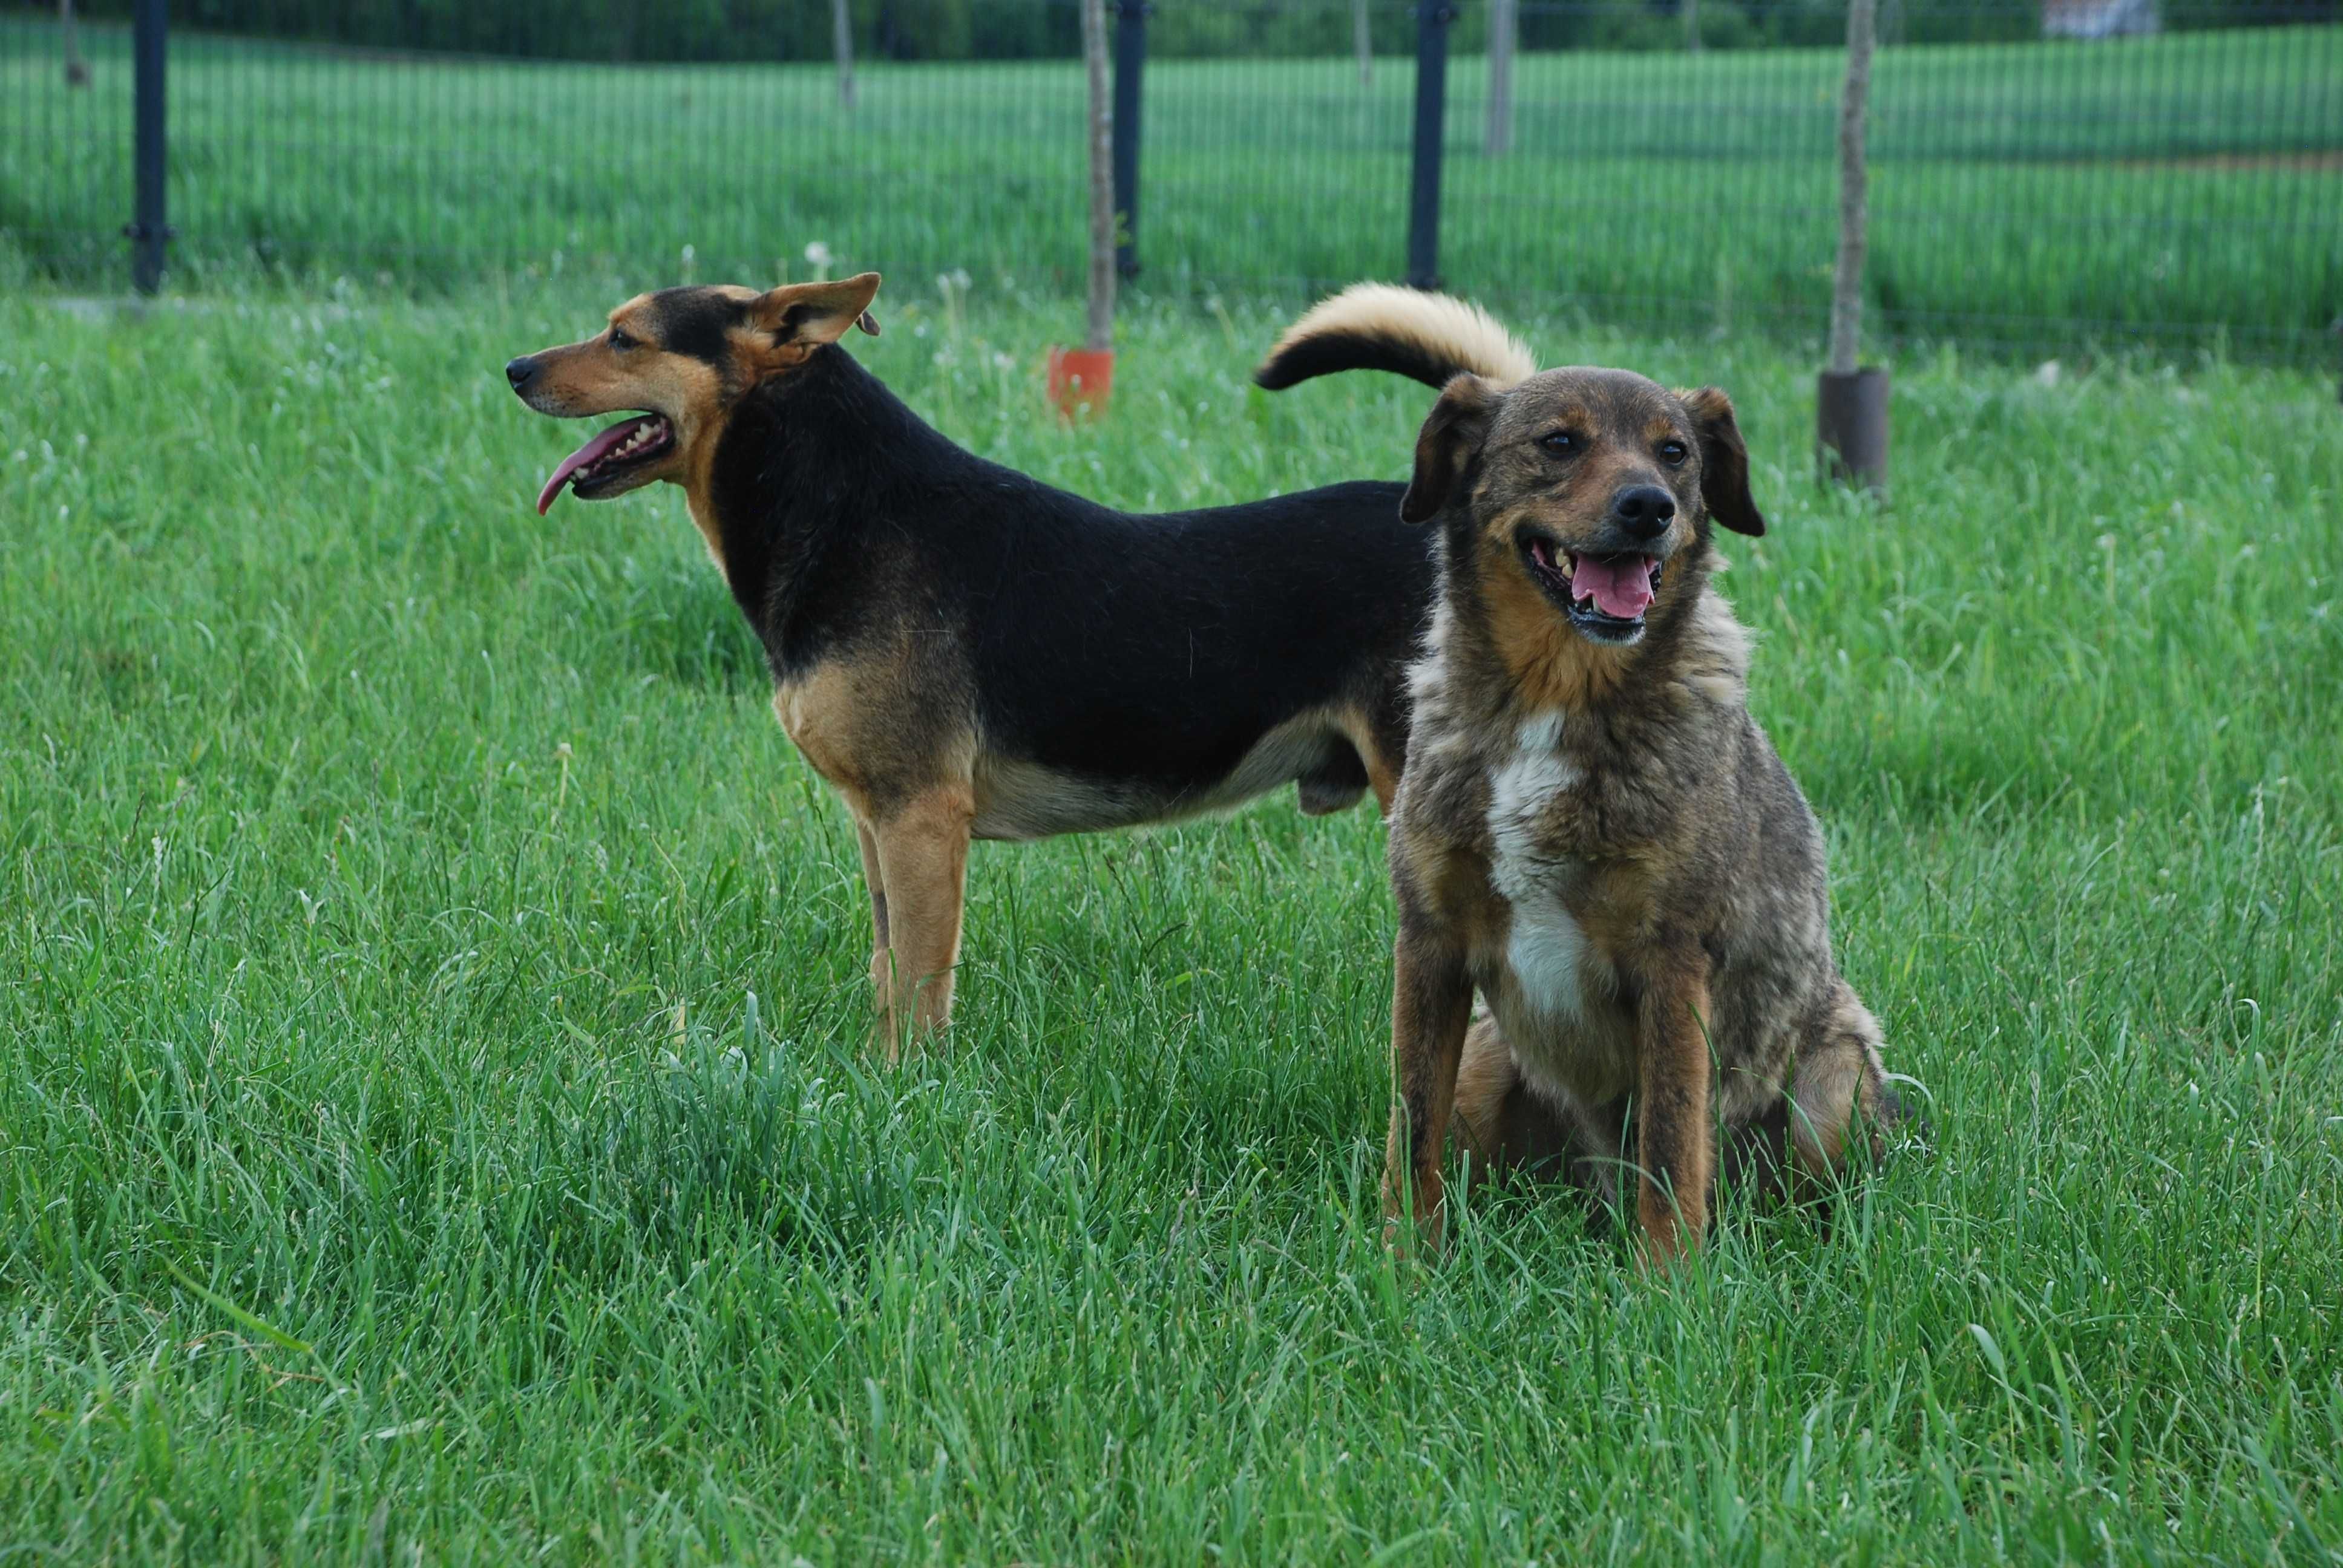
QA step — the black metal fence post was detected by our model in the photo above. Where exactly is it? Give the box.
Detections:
[1407,0,1454,290]
[128,0,169,293]
[1112,0,1147,279]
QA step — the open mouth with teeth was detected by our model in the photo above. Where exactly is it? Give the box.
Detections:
[536,414,675,514]
[1522,534,1664,644]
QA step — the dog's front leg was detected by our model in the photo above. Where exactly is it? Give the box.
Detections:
[867,785,974,1056]
[1383,917,1474,1258]
[1633,953,1715,1265]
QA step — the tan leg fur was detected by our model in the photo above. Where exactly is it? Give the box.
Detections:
[866,785,974,1055]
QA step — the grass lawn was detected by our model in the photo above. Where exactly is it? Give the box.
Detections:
[2,279,2341,1562]
[2,17,2339,359]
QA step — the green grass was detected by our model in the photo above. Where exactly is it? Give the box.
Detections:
[3,17,2339,359]
[3,281,2342,1563]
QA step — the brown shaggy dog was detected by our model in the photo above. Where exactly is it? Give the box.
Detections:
[1260,287,1901,1262]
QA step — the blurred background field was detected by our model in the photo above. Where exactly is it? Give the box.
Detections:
[4,5,2337,359]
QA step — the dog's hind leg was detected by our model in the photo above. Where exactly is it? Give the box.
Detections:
[1785,980,1895,1178]
[1455,1019,1633,1228]
[856,819,893,1010]
[1719,1095,1797,1207]
[1453,1016,1581,1183]
[868,784,975,1056]
[1332,697,1406,815]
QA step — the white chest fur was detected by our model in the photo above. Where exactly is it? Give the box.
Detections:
[1484,711,1591,1026]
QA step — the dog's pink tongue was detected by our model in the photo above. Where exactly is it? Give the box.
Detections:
[535,420,641,515]
[1573,555,1656,619]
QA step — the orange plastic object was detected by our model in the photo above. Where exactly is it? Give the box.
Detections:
[1046,346,1115,418]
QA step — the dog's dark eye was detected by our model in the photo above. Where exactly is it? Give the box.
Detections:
[1659,440,1688,465]
[608,327,637,350]
[1539,431,1581,456]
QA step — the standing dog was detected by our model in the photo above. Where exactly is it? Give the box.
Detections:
[507,273,1434,1048]
[1259,287,1898,1261]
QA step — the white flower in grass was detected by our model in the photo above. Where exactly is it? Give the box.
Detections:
[804,241,834,281]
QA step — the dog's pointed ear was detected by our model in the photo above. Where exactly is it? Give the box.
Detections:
[1683,385,1765,537]
[1400,374,1500,525]
[750,272,883,347]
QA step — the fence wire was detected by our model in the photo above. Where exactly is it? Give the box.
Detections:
[3,0,2336,361]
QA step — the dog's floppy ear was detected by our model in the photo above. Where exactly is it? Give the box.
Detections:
[1400,373,1500,525]
[750,272,883,345]
[1683,385,1764,537]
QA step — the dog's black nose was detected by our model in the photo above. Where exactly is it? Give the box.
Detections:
[1611,485,1677,541]
[504,357,539,393]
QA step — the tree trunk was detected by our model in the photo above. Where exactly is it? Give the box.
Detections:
[1081,0,1115,353]
[1827,0,1876,377]
[832,0,856,111]
[1486,0,1516,156]
[62,0,90,87]
[1354,0,1373,85]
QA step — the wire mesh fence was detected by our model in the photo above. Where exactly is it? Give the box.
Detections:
[4,0,2337,361]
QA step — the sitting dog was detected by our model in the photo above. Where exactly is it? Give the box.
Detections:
[1259,286,1899,1260]
[507,274,1434,1049]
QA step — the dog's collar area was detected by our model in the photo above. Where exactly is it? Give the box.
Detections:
[536,413,676,515]
[1521,534,1660,644]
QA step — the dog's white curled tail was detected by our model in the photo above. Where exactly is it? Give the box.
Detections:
[1254,283,1538,393]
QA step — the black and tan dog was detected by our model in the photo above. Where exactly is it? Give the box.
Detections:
[506,273,1434,1048]
[1259,286,1898,1262]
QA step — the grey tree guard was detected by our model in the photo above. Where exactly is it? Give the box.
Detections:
[1829,0,1876,378]
[1818,0,1889,491]
[62,0,90,85]
[1487,0,1516,156]
[833,0,856,109]
[1082,0,1115,353]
